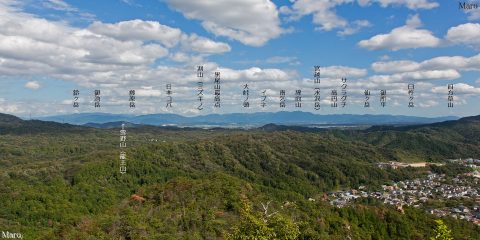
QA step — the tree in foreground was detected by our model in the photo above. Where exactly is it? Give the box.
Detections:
[226,198,299,240]
[430,219,453,240]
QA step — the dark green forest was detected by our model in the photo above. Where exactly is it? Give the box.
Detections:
[1,113,479,239]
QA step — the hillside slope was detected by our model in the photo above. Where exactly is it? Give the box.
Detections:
[0,113,479,239]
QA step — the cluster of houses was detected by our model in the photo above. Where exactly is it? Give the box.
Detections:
[328,173,480,225]
[448,158,480,170]
[448,158,480,164]
[429,206,480,225]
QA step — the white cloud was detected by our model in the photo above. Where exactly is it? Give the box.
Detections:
[89,20,231,54]
[135,87,162,97]
[337,19,372,36]
[320,66,368,78]
[0,5,168,71]
[295,0,350,31]
[281,0,434,35]
[358,14,441,50]
[0,0,233,87]
[0,98,21,114]
[445,23,480,49]
[39,0,95,21]
[372,54,480,73]
[169,52,204,63]
[372,60,420,73]
[418,100,438,108]
[370,70,460,83]
[422,55,480,71]
[281,0,352,32]
[218,67,297,82]
[379,55,390,61]
[42,0,76,11]
[467,9,480,20]
[89,20,183,48]
[181,34,231,54]
[1,0,478,116]
[165,0,285,46]
[25,80,40,90]
[360,0,439,9]
[432,83,480,95]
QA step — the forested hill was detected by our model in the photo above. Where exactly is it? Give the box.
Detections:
[349,114,480,162]
[0,113,87,134]
[365,114,480,132]
[0,112,22,123]
[0,112,479,239]
[1,112,480,162]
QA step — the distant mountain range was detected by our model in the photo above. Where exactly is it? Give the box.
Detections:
[34,112,459,127]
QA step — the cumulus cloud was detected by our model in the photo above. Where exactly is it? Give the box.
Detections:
[181,34,231,54]
[467,9,480,21]
[217,67,297,82]
[281,0,351,31]
[135,86,163,97]
[445,23,480,49]
[358,14,441,50]
[281,0,436,35]
[361,56,462,90]
[372,60,420,73]
[89,20,231,54]
[89,20,183,48]
[281,0,371,36]
[1,0,477,116]
[0,8,168,73]
[0,98,22,114]
[432,83,480,95]
[369,70,460,83]
[0,0,232,86]
[25,81,40,90]
[372,54,480,73]
[165,0,285,46]
[169,52,204,63]
[320,66,368,78]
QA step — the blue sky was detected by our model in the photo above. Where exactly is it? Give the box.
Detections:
[0,0,479,117]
